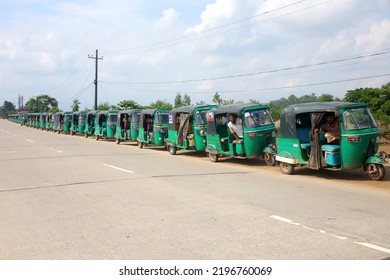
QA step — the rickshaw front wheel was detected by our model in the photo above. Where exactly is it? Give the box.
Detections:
[115,137,120,144]
[367,163,386,181]
[279,162,294,175]
[168,146,177,155]
[264,152,276,166]
[138,141,144,149]
[208,153,219,162]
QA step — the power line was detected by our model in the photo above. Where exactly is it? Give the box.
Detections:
[100,49,390,86]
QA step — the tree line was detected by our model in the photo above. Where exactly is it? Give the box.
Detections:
[2,82,389,129]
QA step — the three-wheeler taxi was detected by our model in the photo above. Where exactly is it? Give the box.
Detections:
[205,103,276,164]
[137,109,169,148]
[62,112,72,134]
[84,111,97,138]
[53,112,64,133]
[94,110,118,140]
[275,102,388,180]
[114,109,141,144]
[165,105,217,155]
[70,111,87,136]
[45,113,53,131]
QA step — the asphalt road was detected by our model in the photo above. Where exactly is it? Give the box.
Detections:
[0,120,389,260]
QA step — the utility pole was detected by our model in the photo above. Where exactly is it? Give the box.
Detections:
[88,49,103,110]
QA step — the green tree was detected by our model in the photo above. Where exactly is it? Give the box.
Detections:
[72,99,80,112]
[97,102,111,111]
[345,85,390,126]
[149,100,173,110]
[117,100,142,110]
[183,94,191,106]
[0,101,16,118]
[25,95,58,113]
[212,92,222,105]
[174,93,183,108]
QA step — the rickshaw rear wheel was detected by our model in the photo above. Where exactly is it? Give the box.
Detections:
[168,146,177,155]
[264,152,276,166]
[367,163,386,181]
[208,153,219,162]
[138,141,144,148]
[280,162,294,175]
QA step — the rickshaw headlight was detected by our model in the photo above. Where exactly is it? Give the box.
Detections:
[199,129,206,136]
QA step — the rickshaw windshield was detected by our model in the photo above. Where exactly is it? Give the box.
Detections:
[108,115,118,123]
[244,109,273,128]
[64,115,72,121]
[156,112,169,124]
[132,112,140,123]
[194,110,207,125]
[343,108,377,130]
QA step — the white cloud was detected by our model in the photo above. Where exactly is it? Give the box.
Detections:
[156,8,180,29]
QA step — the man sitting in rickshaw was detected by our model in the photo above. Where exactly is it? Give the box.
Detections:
[315,114,340,144]
[228,114,243,141]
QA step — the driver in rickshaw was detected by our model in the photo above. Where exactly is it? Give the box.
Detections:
[315,114,340,144]
[228,114,243,141]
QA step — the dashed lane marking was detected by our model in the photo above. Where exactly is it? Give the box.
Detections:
[355,242,390,254]
[270,215,390,255]
[103,164,134,174]
[26,139,34,143]
[49,148,63,153]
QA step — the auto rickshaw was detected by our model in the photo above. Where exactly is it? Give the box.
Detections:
[165,105,217,155]
[44,113,53,131]
[137,109,169,148]
[63,112,72,134]
[114,109,141,144]
[70,111,87,136]
[275,102,388,180]
[53,112,64,133]
[84,111,97,138]
[94,110,118,140]
[205,103,276,164]
[39,113,47,130]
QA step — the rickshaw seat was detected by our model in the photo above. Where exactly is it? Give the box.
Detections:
[300,143,311,150]
[321,144,340,152]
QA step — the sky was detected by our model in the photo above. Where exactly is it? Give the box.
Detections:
[1,0,390,111]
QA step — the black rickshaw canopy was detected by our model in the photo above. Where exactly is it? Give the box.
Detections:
[278,102,366,139]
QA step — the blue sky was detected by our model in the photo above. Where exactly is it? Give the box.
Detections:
[1,0,390,111]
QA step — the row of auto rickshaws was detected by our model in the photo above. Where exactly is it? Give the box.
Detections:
[8,102,389,180]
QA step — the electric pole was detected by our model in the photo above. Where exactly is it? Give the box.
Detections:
[88,49,103,110]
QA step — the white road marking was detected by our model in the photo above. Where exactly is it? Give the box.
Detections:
[26,139,34,143]
[331,234,347,240]
[49,148,63,153]
[355,242,390,254]
[270,215,301,226]
[103,164,134,174]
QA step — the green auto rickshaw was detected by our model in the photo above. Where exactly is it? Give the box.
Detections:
[63,112,72,134]
[70,111,87,136]
[53,112,63,133]
[94,110,118,140]
[45,113,53,131]
[165,105,217,155]
[85,111,97,138]
[275,102,388,180]
[39,113,47,130]
[137,109,169,148]
[205,103,276,164]
[115,109,141,144]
